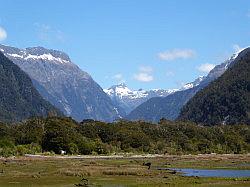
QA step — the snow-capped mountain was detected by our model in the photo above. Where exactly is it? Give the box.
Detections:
[104,77,205,114]
[104,83,177,114]
[0,44,124,122]
[104,83,177,100]
[126,47,249,122]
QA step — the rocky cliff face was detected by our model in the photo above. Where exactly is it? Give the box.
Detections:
[0,51,61,122]
[0,45,123,122]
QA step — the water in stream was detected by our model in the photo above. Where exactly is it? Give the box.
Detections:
[170,168,250,177]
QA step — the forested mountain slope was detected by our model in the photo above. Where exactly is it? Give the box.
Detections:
[179,48,250,125]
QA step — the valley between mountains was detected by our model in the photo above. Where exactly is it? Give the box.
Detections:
[1,2,250,187]
[0,40,249,187]
[1,44,248,124]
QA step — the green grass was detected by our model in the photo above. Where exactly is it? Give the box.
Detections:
[0,154,249,187]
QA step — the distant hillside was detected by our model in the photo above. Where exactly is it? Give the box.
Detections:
[178,48,250,125]
[126,48,247,123]
[126,87,201,122]
[0,52,61,123]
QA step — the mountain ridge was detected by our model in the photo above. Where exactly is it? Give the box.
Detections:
[104,83,177,114]
[104,76,205,114]
[0,44,124,122]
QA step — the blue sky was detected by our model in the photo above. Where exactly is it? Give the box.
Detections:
[0,0,249,90]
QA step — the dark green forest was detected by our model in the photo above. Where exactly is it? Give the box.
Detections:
[179,51,250,125]
[0,117,249,157]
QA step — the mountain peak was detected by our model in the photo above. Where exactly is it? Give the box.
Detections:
[25,46,71,62]
[104,83,180,114]
[231,46,250,60]
[0,44,71,64]
[116,82,127,88]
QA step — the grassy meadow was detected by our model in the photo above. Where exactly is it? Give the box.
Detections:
[0,154,249,187]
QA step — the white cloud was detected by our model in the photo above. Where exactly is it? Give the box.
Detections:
[158,49,196,61]
[134,73,153,82]
[134,66,154,82]
[34,23,65,43]
[0,26,7,41]
[197,63,215,73]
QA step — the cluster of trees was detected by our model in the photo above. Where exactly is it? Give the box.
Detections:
[0,117,249,157]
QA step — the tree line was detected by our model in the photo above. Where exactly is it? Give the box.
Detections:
[0,117,249,157]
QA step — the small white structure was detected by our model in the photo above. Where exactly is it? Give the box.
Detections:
[60,150,66,155]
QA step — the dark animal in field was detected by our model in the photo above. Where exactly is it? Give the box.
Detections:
[74,178,89,186]
[170,170,177,174]
[143,162,151,169]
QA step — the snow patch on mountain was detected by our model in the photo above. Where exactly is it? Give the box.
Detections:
[232,46,249,59]
[223,46,249,69]
[180,76,205,90]
[7,53,24,58]
[104,83,175,101]
[5,52,70,64]
[105,75,205,105]
[24,54,71,64]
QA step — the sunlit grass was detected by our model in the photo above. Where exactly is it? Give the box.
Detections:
[0,154,249,186]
